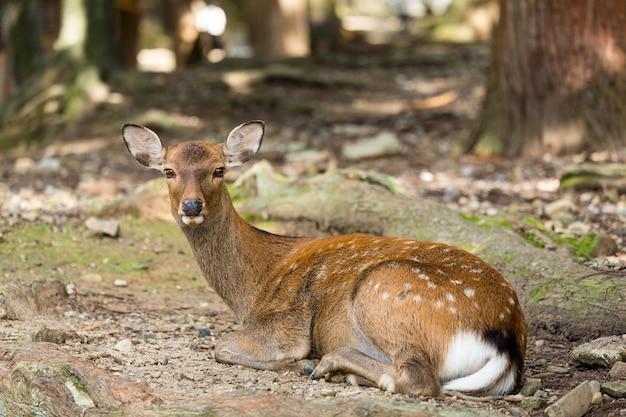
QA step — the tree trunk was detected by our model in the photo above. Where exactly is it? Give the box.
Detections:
[6,0,44,85]
[247,0,310,58]
[466,0,626,157]
[0,0,121,146]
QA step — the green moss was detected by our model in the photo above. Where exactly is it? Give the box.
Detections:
[458,213,492,229]
[0,218,199,289]
[522,231,545,249]
[551,233,598,261]
[521,216,546,231]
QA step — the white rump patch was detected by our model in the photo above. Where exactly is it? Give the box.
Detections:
[441,331,516,395]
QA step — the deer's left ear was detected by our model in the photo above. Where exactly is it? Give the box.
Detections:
[122,124,167,171]
[222,120,265,168]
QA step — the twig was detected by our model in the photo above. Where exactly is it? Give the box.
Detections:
[445,391,523,403]
[576,268,626,281]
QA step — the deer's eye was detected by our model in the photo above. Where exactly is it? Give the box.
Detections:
[214,167,226,178]
[164,168,176,179]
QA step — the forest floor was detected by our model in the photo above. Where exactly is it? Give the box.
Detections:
[1,42,625,416]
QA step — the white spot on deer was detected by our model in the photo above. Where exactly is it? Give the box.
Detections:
[413,294,422,303]
[508,297,516,305]
[499,312,505,320]
[445,293,456,302]
[464,288,475,298]
[382,291,390,300]
[469,268,483,274]
[290,262,298,271]
[427,281,437,289]
[388,262,399,269]
[434,300,443,309]
[373,282,381,291]
[450,279,462,285]
[403,282,412,291]
[449,306,457,314]
[426,244,437,250]
[505,307,511,314]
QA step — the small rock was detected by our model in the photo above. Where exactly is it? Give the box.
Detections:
[30,327,70,344]
[545,198,576,219]
[113,279,128,287]
[609,361,626,378]
[595,233,619,257]
[508,406,523,417]
[271,382,285,394]
[114,339,133,353]
[545,381,591,417]
[589,380,601,394]
[546,365,570,374]
[320,389,337,397]
[571,336,626,368]
[591,391,603,405]
[34,157,62,173]
[565,221,590,236]
[85,217,120,237]
[520,396,545,409]
[189,341,199,350]
[341,131,403,161]
[520,378,542,396]
[65,283,76,295]
[601,381,626,398]
[21,211,39,222]
[197,327,212,338]
[81,273,103,283]
[13,157,36,174]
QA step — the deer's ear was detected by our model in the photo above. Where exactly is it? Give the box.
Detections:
[122,124,167,170]
[222,120,264,168]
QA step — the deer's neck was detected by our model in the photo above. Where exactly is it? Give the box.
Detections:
[180,197,298,322]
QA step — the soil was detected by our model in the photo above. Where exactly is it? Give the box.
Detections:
[1,42,625,416]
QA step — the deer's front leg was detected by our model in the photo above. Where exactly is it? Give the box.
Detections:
[214,323,318,375]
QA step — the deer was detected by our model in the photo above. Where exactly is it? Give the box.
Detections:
[121,120,527,397]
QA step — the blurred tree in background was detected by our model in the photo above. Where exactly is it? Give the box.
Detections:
[466,0,626,157]
[0,0,136,144]
[1,0,624,157]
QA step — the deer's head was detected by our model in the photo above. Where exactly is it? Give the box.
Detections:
[122,121,265,227]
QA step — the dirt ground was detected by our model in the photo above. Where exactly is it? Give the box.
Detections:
[1,42,625,416]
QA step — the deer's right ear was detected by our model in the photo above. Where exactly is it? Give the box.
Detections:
[122,124,167,170]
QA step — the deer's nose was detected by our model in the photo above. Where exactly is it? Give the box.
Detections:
[181,199,203,216]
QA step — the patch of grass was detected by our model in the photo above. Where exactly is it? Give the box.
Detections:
[458,212,492,229]
[551,233,598,261]
[522,231,546,249]
[0,218,199,289]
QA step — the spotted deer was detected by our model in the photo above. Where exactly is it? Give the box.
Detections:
[122,120,527,397]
